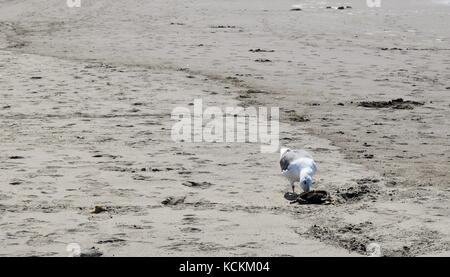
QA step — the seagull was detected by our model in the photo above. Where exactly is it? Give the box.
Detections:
[280,147,317,193]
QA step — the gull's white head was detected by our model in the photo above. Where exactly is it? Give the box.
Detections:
[280,147,290,157]
[300,175,313,192]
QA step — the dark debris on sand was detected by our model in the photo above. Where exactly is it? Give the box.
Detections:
[249,48,275,53]
[91,205,107,214]
[182,181,214,189]
[254,58,272,63]
[9,156,25,159]
[210,25,237,29]
[357,98,424,110]
[97,238,126,244]
[161,196,186,206]
[326,6,352,10]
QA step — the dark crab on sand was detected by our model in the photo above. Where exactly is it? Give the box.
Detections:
[285,190,333,205]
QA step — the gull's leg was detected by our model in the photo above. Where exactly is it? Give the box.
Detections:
[291,181,295,194]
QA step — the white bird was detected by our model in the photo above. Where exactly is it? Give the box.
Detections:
[280,147,317,193]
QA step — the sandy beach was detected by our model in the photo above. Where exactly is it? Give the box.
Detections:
[0,0,449,256]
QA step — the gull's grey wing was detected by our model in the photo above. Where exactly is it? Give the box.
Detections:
[280,149,313,171]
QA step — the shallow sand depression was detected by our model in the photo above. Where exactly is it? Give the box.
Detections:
[0,0,449,256]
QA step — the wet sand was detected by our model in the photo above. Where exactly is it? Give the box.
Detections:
[0,0,449,256]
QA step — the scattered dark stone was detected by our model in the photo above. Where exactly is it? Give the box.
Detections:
[182,181,214,189]
[181,227,202,233]
[290,8,302,11]
[2,105,11,109]
[324,5,352,10]
[254,59,272,63]
[91,205,107,214]
[357,98,424,110]
[374,78,390,82]
[337,102,345,106]
[249,48,275,53]
[246,89,269,94]
[161,196,186,206]
[97,238,126,244]
[211,25,236,29]
[30,76,42,80]
[178,171,192,175]
[9,181,22,186]
[10,42,27,48]
[226,76,241,81]
[380,47,404,51]
[9,156,24,160]
[132,174,151,181]
[92,154,118,159]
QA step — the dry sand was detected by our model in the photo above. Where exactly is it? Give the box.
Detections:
[0,0,449,256]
